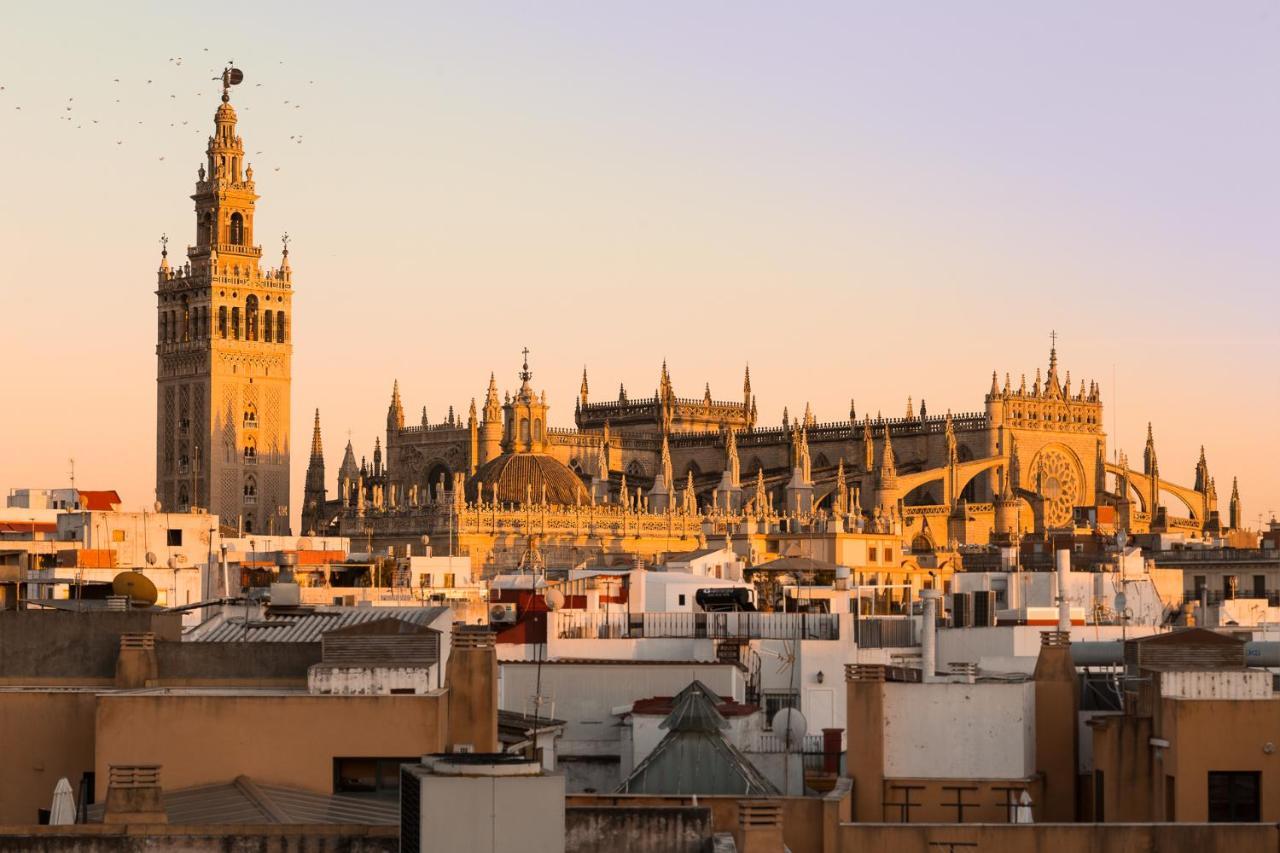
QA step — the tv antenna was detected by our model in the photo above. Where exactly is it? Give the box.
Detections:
[69,457,76,490]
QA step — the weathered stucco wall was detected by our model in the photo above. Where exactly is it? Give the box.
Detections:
[839,823,1279,853]
[94,691,447,799]
[0,824,397,851]
[883,681,1035,779]
[0,611,182,683]
[565,806,710,853]
[0,691,98,824]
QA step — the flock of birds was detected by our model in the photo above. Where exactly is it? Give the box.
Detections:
[3,48,312,175]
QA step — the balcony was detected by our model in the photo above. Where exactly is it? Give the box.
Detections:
[854,616,918,649]
[553,611,839,641]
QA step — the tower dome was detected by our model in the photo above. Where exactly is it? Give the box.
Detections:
[469,453,588,506]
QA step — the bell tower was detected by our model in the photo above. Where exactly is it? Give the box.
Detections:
[155,68,293,534]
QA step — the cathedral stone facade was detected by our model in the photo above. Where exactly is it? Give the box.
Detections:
[155,78,292,534]
[302,345,1234,573]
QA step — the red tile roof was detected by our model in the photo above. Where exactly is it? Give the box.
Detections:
[78,490,122,511]
[0,521,57,534]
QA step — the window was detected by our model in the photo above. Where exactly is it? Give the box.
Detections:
[1224,576,1238,600]
[218,306,227,338]
[1253,575,1266,598]
[1193,575,1206,598]
[333,757,415,796]
[519,418,530,444]
[1209,772,1260,822]
[869,547,878,563]
[263,311,273,342]
[678,593,686,607]
[534,419,543,441]
[243,405,258,428]
[243,477,257,506]
[243,437,257,464]
[245,295,259,341]
[276,311,286,343]
[231,307,241,339]
[229,212,244,245]
[762,690,799,728]
[111,529,126,543]
[885,549,894,563]
[166,529,183,546]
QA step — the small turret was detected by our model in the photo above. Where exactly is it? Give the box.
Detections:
[743,364,752,408]
[1229,477,1242,530]
[387,380,404,431]
[580,367,589,408]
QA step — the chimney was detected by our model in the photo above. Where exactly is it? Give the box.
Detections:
[920,588,942,682]
[1055,548,1071,631]
[445,629,499,753]
[102,765,166,825]
[1033,631,1078,821]
[114,633,158,689]
[735,800,784,853]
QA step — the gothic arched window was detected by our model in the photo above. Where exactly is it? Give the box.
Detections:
[263,311,274,343]
[243,404,258,429]
[218,306,227,338]
[160,313,168,344]
[245,295,259,341]
[229,213,245,245]
[202,212,214,246]
[276,311,287,343]
[243,476,257,505]
[231,307,241,339]
[243,435,257,464]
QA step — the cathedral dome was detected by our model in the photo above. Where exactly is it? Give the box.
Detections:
[469,453,588,506]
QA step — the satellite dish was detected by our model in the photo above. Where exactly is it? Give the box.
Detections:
[166,556,178,570]
[543,589,565,611]
[145,552,157,566]
[112,571,158,607]
[153,502,162,513]
[770,707,808,750]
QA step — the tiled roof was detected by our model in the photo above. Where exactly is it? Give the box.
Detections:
[77,490,122,510]
[88,776,398,825]
[468,453,588,506]
[191,606,450,643]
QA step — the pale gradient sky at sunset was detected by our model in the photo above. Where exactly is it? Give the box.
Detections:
[1,2,1277,528]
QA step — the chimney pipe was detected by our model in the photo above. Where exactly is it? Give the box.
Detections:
[1055,548,1071,632]
[921,588,942,682]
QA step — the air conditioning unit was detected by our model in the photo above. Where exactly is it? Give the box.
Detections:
[950,592,971,628]
[972,590,996,627]
[488,602,517,624]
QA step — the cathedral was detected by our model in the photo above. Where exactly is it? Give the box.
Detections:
[301,345,1240,573]
[151,75,1240,558]
[154,72,293,534]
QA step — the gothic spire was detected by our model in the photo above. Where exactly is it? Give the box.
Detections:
[387,380,404,430]
[309,409,323,462]
[580,367,589,407]
[879,423,897,479]
[743,364,752,406]
[1143,423,1157,476]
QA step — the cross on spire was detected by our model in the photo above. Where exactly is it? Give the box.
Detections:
[519,347,532,383]
[159,233,168,258]
[1050,329,1058,349]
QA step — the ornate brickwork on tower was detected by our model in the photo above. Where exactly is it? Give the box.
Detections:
[155,71,292,534]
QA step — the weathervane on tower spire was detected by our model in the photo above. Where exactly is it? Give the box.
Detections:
[218,65,244,102]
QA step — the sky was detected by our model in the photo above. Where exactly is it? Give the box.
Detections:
[1,1,1277,529]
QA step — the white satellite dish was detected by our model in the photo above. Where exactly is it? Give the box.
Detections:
[145,552,157,566]
[770,707,808,750]
[543,589,565,611]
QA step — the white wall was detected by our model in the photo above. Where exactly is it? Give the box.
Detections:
[883,681,1036,780]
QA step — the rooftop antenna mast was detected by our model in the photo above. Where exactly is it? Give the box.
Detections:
[68,457,75,491]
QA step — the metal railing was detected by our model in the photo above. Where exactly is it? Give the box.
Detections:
[855,617,918,649]
[553,611,839,641]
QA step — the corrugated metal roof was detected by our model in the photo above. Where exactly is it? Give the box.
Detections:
[191,606,450,643]
[87,776,399,825]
